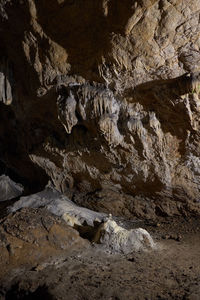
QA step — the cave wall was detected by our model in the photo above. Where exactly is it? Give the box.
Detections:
[0,0,200,217]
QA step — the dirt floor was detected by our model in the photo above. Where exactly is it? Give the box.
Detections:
[0,215,200,300]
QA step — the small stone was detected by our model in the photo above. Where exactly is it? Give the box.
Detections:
[34,264,45,272]
[162,235,170,240]
[176,234,182,242]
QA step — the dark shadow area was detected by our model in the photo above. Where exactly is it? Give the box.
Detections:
[35,0,136,81]
[0,2,41,96]
[0,197,20,219]
[125,72,199,156]
[5,285,55,300]
[133,72,194,96]
[0,102,49,194]
[75,220,101,241]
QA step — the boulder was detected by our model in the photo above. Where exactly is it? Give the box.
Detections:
[0,207,88,281]
[94,218,156,254]
[0,175,24,202]
[9,183,107,226]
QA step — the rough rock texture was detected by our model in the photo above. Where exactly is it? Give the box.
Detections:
[9,184,156,252]
[0,0,200,217]
[94,218,156,254]
[0,207,88,281]
[1,217,200,300]
[0,175,23,202]
[9,183,107,226]
[0,57,13,105]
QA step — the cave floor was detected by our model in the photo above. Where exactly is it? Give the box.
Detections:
[1,215,200,300]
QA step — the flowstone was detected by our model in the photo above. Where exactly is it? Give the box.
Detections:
[94,218,156,254]
[9,183,107,227]
[0,175,24,202]
[9,183,156,253]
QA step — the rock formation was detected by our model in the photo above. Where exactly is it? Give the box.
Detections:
[93,217,156,254]
[0,57,13,105]
[0,175,23,202]
[0,207,88,281]
[8,183,156,253]
[9,183,107,227]
[0,0,200,218]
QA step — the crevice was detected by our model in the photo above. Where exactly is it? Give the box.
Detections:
[5,285,55,300]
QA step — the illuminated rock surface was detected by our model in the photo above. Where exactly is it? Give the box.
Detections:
[0,175,23,202]
[0,0,200,218]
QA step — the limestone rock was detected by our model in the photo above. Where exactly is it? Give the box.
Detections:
[9,187,156,253]
[0,175,24,202]
[0,207,88,280]
[56,82,122,146]
[0,57,13,105]
[9,184,107,226]
[94,218,156,254]
[0,0,200,218]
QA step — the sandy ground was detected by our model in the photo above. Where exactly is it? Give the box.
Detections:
[1,215,200,300]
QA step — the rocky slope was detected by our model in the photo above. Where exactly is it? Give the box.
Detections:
[1,214,200,300]
[0,0,200,218]
[0,207,88,282]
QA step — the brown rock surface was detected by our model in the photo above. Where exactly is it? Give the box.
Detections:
[0,207,88,281]
[0,0,200,217]
[1,216,200,300]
